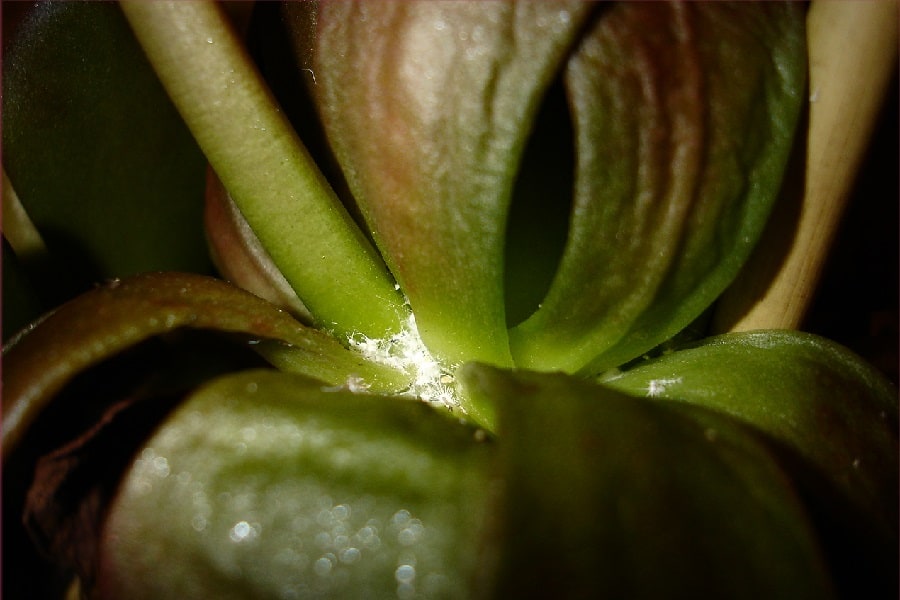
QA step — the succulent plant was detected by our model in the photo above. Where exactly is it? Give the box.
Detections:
[2,2,897,598]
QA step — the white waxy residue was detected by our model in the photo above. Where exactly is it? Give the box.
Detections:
[646,377,683,398]
[348,312,461,411]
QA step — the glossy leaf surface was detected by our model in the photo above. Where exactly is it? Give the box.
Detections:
[461,365,835,599]
[96,369,493,599]
[602,330,899,533]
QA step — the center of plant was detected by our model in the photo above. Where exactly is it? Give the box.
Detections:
[348,310,462,411]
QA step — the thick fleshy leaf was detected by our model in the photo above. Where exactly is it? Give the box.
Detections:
[2,272,408,457]
[120,1,407,344]
[461,365,835,599]
[96,369,493,599]
[289,1,593,366]
[509,3,807,373]
[601,330,899,533]
[1,2,211,291]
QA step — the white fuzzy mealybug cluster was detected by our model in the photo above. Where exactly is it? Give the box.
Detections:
[348,312,461,411]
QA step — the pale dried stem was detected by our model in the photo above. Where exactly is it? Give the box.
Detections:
[714,0,898,333]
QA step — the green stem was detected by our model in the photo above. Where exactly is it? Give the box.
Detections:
[120,1,405,341]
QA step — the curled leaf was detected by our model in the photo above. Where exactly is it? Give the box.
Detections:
[2,272,408,457]
[510,3,807,373]
[289,1,593,366]
[292,2,806,373]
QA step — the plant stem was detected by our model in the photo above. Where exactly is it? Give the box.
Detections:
[120,1,405,341]
[714,0,898,332]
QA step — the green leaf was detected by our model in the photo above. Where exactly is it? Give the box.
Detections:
[462,364,835,599]
[1,2,211,290]
[96,369,493,599]
[510,3,807,373]
[601,330,899,534]
[289,1,594,366]
[2,272,409,458]
[120,1,406,343]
